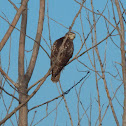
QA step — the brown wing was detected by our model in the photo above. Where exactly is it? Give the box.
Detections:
[51,37,64,66]
[51,37,74,80]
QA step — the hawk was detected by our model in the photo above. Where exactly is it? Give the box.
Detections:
[51,32,76,82]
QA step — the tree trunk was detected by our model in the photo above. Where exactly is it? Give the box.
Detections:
[19,85,28,126]
[114,0,125,125]
[18,0,45,125]
[18,0,28,125]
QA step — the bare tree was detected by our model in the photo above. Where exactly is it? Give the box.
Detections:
[0,0,126,125]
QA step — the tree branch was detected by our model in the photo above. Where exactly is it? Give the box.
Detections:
[0,67,18,88]
[0,0,29,51]
[18,0,27,85]
[114,0,125,125]
[25,0,45,84]
[8,0,18,11]
[0,66,51,125]
[0,86,19,102]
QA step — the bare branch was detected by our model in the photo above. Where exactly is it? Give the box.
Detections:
[114,0,126,125]
[0,86,19,102]
[90,1,102,124]
[8,0,18,11]
[0,15,50,59]
[25,0,45,84]
[69,23,119,64]
[30,111,37,126]
[59,81,73,126]
[33,99,62,126]
[0,66,51,125]
[18,1,27,85]
[28,72,89,112]
[0,0,29,51]
[47,0,52,47]
[0,67,18,88]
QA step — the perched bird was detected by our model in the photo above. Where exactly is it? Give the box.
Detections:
[51,32,76,83]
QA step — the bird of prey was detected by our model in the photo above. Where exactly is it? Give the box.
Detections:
[51,32,75,82]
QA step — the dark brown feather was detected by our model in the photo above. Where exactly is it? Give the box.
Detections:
[51,36,74,82]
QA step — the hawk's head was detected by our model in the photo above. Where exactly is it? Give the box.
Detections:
[65,32,76,40]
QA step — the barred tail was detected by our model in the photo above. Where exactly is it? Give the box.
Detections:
[51,73,60,83]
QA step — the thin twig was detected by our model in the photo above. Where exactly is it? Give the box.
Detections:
[30,111,37,126]
[0,15,50,59]
[59,81,73,126]
[0,86,19,102]
[0,67,18,88]
[33,99,62,126]
[47,0,52,47]
[8,0,18,11]
[28,72,89,112]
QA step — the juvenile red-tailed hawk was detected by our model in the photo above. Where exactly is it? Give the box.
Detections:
[51,32,76,82]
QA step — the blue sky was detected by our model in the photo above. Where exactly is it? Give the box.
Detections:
[0,0,126,125]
